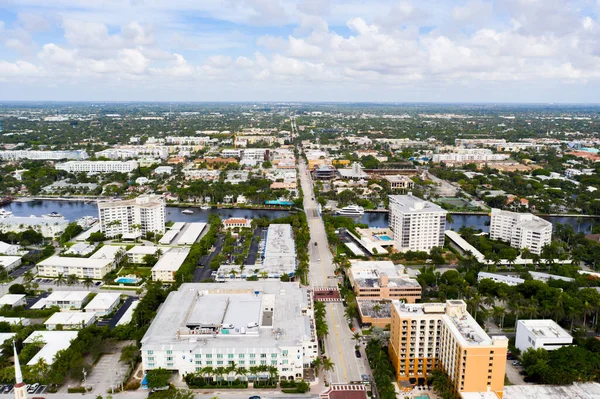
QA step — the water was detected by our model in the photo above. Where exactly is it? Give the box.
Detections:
[1,200,290,223]
[355,212,597,233]
[3,200,596,233]
[115,277,139,284]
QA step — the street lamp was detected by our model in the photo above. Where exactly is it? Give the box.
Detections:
[82,368,87,391]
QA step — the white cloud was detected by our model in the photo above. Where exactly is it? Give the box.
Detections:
[18,12,51,32]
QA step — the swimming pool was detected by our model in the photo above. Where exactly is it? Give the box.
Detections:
[377,235,392,241]
[115,277,140,284]
[414,395,429,399]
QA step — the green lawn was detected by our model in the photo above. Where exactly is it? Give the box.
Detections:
[118,267,152,278]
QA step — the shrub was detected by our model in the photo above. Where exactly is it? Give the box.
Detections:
[124,381,141,390]
[67,387,87,393]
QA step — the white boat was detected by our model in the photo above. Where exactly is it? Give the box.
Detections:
[336,205,365,216]
[0,209,13,218]
[181,209,194,215]
[200,205,210,210]
[42,212,63,218]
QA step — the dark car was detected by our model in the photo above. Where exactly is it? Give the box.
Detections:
[249,396,262,399]
[355,349,362,358]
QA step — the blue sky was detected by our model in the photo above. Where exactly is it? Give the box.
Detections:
[0,0,600,102]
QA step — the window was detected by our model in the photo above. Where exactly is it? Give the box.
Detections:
[249,360,256,365]
[147,350,154,355]
[239,361,245,365]
[260,353,267,358]
[260,360,267,365]
[239,354,245,359]
[217,361,223,365]
[206,361,212,365]
[195,354,201,358]
[148,363,154,367]
[206,354,212,359]
[228,354,234,359]
[217,354,223,359]
[195,361,201,365]
[282,350,288,356]
[147,357,154,362]
[271,354,277,358]
[282,360,288,365]
[166,350,172,355]
[249,354,256,359]
[166,357,173,361]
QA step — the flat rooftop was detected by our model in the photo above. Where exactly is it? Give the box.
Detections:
[45,290,91,302]
[24,331,78,366]
[0,294,25,306]
[349,261,421,289]
[44,311,95,326]
[141,282,312,352]
[38,256,113,269]
[393,300,502,347]
[84,293,121,311]
[518,319,572,339]
[90,245,123,260]
[389,194,446,214]
[176,222,206,245]
[358,300,392,319]
[127,245,167,256]
[262,224,296,275]
[504,383,600,399]
[152,247,190,272]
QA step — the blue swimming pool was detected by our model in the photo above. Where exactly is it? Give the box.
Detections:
[377,235,392,241]
[415,395,429,399]
[115,277,139,284]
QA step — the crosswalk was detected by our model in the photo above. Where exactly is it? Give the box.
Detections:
[320,384,367,398]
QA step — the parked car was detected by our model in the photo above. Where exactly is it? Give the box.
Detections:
[355,350,362,358]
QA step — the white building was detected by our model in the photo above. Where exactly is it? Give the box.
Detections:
[0,241,20,255]
[151,248,191,282]
[389,194,447,252]
[0,216,69,237]
[0,256,22,272]
[432,149,510,163]
[515,320,572,352]
[0,294,26,308]
[33,291,90,310]
[222,218,252,230]
[44,311,96,330]
[384,175,415,191]
[176,223,206,246]
[477,272,524,286]
[98,195,166,238]
[489,209,552,255]
[140,282,317,381]
[56,160,139,173]
[0,150,88,161]
[154,166,173,175]
[84,293,121,316]
[24,331,78,366]
[127,246,167,264]
[37,256,115,279]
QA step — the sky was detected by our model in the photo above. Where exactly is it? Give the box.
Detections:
[0,0,600,102]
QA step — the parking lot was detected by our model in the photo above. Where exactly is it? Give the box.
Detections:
[0,383,48,395]
[505,360,525,385]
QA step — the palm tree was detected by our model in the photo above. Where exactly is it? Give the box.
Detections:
[248,366,260,382]
[267,366,278,384]
[260,271,268,280]
[200,366,214,385]
[225,363,237,385]
[23,271,34,285]
[323,358,335,374]
[312,357,323,377]
[492,306,506,329]
[55,273,66,289]
[352,332,361,346]
[82,277,94,290]
[66,274,79,286]
[214,366,226,386]
[583,301,595,327]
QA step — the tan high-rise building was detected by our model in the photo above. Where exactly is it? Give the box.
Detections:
[389,300,508,397]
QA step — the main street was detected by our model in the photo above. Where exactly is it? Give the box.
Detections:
[298,158,368,385]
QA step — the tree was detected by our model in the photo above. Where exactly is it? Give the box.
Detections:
[146,368,171,389]
[323,357,335,373]
[312,357,323,377]
[54,273,66,289]
[8,283,26,295]
[88,232,106,242]
[142,254,158,267]
[82,277,94,290]
[66,274,79,286]
[120,344,140,370]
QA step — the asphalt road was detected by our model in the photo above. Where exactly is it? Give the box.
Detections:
[299,159,369,385]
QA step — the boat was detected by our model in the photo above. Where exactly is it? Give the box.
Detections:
[42,212,64,218]
[0,209,13,218]
[181,209,194,215]
[200,205,211,210]
[336,205,365,216]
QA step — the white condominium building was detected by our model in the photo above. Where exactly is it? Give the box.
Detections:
[98,195,166,238]
[432,149,509,163]
[489,209,552,255]
[389,194,447,252]
[56,160,138,173]
[141,282,318,381]
[0,149,89,161]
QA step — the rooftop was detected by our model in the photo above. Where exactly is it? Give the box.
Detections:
[389,194,447,214]
[393,300,506,347]
[24,331,78,366]
[517,319,572,339]
[38,256,113,269]
[45,291,91,303]
[262,224,296,275]
[0,294,25,306]
[84,293,121,311]
[152,247,190,272]
[358,300,392,319]
[127,245,166,256]
[141,282,312,351]
[349,261,421,289]
[44,311,95,326]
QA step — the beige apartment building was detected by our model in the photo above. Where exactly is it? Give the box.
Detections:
[348,261,422,303]
[389,300,508,397]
